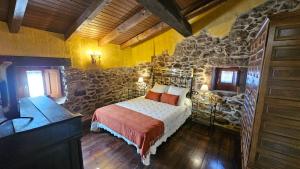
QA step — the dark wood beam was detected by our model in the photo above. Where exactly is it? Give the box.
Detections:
[64,0,111,40]
[137,0,192,37]
[120,22,169,49]
[99,9,152,45]
[186,0,227,19]
[7,0,28,33]
[122,0,226,48]
[0,56,71,67]
[181,0,213,16]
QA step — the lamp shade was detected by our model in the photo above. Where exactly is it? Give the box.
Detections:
[200,84,209,91]
[138,77,144,83]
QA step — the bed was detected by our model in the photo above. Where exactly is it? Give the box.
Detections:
[90,69,194,165]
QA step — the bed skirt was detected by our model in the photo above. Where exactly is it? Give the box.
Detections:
[90,111,190,166]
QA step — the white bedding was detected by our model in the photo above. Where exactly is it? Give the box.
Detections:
[90,96,192,165]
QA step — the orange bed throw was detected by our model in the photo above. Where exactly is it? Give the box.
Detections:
[92,104,164,157]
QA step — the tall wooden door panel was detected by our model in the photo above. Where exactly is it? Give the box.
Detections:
[242,19,269,169]
[248,11,300,169]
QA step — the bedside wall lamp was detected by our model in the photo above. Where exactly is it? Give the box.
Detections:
[88,51,101,64]
[137,77,147,95]
[138,77,144,83]
[200,84,209,91]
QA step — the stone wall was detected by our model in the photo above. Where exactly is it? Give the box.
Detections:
[170,0,300,87]
[147,0,300,130]
[63,0,300,129]
[63,63,152,117]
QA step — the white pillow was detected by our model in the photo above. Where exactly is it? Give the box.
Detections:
[150,83,168,93]
[167,86,189,106]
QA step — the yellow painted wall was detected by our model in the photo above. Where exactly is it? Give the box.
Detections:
[124,0,267,67]
[65,34,131,69]
[66,35,131,69]
[125,29,184,66]
[190,0,267,36]
[100,43,131,69]
[0,21,128,69]
[126,29,184,66]
[0,21,67,58]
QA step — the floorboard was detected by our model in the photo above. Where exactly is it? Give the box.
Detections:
[81,121,241,169]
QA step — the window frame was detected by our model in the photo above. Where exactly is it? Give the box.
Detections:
[15,66,64,99]
[212,67,240,92]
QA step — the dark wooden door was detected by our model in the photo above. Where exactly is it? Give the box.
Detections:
[249,10,300,169]
[242,19,269,169]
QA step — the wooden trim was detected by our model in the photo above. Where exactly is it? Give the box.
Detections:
[120,22,169,49]
[271,40,300,46]
[268,9,300,20]
[241,18,269,169]
[0,56,71,67]
[185,0,226,19]
[5,65,19,119]
[121,0,226,48]
[8,0,28,33]
[181,0,213,16]
[248,18,274,167]
[137,0,192,37]
[271,61,300,67]
[254,18,270,40]
[64,0,111,40]
[256,149,300,167]
[100,9,152,45]
[248,12,300,168]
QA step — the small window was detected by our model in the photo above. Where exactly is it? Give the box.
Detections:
[26,70,45,97]
[212,68,240,92]
[220,71,234,83]
[16,67,63,99]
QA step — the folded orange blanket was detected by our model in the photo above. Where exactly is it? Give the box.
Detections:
[92,104,164,157]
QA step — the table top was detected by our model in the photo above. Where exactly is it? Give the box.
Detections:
[0,96,82,139]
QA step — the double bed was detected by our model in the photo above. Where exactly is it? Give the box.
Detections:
[90,69,194,165]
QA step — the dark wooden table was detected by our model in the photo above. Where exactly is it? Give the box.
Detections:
[0,96,83,169]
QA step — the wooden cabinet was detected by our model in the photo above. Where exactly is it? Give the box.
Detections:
[242,10,300,169]
[0,96,83,169]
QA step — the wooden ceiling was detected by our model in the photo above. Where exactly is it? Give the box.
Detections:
[23,0,93,34]
[0,0,226,48]
[77,0,144,41]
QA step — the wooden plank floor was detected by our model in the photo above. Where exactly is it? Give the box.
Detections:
[81,121,241,169]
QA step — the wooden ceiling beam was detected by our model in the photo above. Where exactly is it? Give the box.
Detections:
[181,0,213,16]
[64,0,111,40]
[99,9,152,45]
[121,0,226,48]
[186,0,227,19]
[120,22,169,49]
[8,0,28,33]
[137,0,192,37]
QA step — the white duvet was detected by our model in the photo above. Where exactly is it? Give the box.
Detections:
[90,97,192,165]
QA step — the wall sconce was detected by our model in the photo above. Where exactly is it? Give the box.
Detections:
[200,84,209,91]
[137,77,147,95]
[88,51,101,64]
[138,77,144,83]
